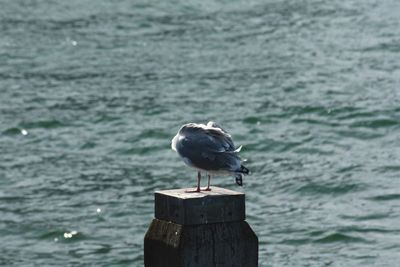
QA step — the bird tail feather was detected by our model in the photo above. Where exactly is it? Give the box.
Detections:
[239,165,250,174]
[235,173,243,186]
[234,165,250,186]
[234,145,242,153]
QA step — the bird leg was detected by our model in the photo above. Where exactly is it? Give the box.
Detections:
[185,171,202,193]
[196,171,201,192]
[203,174,212,191]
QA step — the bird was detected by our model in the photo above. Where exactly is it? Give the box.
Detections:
[171,121,250,192]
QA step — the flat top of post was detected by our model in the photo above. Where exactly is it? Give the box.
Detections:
[154,186,245,225]
[155,186,244,199]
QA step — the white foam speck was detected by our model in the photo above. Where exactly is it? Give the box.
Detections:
[64,233,72,239]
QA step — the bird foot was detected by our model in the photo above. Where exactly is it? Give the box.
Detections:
[185,187,212,193]
[185,188,201,193]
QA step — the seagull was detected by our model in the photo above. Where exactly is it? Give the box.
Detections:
[171,121,250,192]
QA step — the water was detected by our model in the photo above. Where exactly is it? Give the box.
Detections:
[1,0,400,266]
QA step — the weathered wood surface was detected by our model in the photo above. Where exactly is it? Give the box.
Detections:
[144,187,258,267]
[144,219,258,267]
[155,187,245,225]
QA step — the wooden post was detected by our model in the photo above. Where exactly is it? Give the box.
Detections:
[144,187,258,267]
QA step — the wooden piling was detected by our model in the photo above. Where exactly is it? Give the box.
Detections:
[144,187,258,267]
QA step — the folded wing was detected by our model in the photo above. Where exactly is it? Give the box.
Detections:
[177,126,241,172]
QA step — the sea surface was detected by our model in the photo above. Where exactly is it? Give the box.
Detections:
[1,0,400,266]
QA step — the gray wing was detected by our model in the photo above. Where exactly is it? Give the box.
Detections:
[203,127,235,153]
[176,127,240,172]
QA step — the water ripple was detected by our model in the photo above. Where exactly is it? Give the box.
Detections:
[314,233,368,244]
[1,0,400,266]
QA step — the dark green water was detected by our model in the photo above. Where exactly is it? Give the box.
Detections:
[1,0,400,266]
